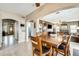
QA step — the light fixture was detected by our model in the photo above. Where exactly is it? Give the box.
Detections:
[58,20,62,24]
[35,3,40,7]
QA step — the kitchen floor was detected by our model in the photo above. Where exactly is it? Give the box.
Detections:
[0,38,79,56]
[2,35,16,48]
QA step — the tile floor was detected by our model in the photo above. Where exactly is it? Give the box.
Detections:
[0,38,79,56]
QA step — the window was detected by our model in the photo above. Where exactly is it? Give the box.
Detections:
[70,25,77,34]
[53,25,60,32]
[56,26,60,32]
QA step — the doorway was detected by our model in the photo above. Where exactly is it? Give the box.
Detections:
[2,19,18,48]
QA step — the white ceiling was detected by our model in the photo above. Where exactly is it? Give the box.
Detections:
[0,3,38,16]
[41,7,79,23]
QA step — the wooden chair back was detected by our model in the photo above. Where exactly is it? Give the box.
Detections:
[58,32,64,36]
[57,32,64,42]
[64,34,71,55]
[31,35,42,55]
[65,35,71,50]
[42,32,48,39]
[31,32,52,56]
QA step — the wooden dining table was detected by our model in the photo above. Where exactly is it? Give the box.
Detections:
[39,36,63,48]
[32,35,63,55]
[32,35,63,47]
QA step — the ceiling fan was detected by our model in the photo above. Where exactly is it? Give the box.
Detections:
[35,3,40,7]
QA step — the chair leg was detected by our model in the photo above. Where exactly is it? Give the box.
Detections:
[55,49,58,56]
[64,50,68,56]
[52,48,54,56]
[47,52,52,56]
[69,49,71,56]
[39,53,42,56]
[64,52,67,56]
[68,49,71,56]
[32,51,34,56]
[47,50,52,56]
[32,47,34,56]
[46,48,52,56]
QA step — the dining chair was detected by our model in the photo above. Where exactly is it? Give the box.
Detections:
[31,35,52,56]
[55,34,71,56]
[42,32,48,39]
[57,32,64,36]
[57,32,64,43]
